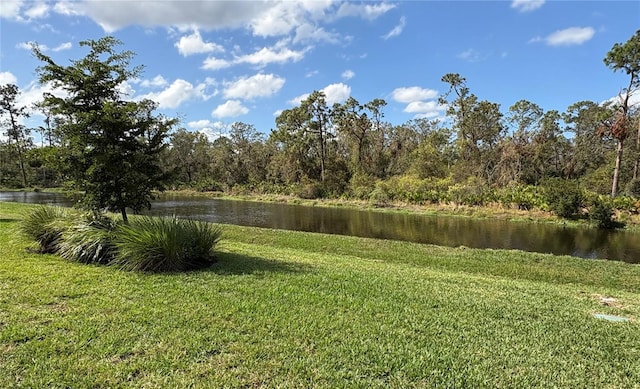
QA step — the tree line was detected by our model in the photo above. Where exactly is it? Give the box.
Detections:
[0,31,638,222]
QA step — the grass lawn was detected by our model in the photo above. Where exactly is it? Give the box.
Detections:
[1,201,639,387]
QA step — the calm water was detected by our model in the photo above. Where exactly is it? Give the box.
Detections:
[2,191,639,263]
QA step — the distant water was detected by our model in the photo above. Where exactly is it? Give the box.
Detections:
[2,191,639,263]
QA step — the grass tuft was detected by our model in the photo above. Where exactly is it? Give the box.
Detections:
[18,205,76,253]
[112,216,223,272]
[58,214,120,264]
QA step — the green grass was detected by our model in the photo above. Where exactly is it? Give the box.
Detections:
[1,202,639,387]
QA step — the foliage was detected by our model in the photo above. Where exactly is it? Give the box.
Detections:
[57,213,119,264]
[496,184,546,210]
[297,182,323,199]
[0,83,32,187]
[625,178,640,197]
[33,36,175,221]
[18,205,76,253]
[112,216,222,272]
[602,30,640,196]
[588,196,619,229]
[542,178,584,219]
[347,172,376,200]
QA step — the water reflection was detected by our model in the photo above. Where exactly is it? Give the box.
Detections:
[2,191,639,263]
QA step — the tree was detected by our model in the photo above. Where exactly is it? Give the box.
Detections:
[34,36,176,221]
[498,100,543,184]
[228,121,267,185]
[564,101,613,180]
[168,128,210,185]
[332,97,388,179]
[273,91,333,184]
[531,110,571,180]
[0,84,32,187]
[603,30,640,195]
[439,74,504,183]
[407,119,453,179]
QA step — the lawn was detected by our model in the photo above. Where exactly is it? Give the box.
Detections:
[1,202,639,387]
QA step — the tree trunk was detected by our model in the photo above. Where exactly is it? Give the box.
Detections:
[121,207,128,223]
[612,138,624,197]
[633,119,640,180]
[17,145,27,188]
[9,112,28,188]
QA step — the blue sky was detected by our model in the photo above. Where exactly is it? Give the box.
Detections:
[1,0,638,141]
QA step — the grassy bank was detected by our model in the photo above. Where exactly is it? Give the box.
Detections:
[1,202,639,387]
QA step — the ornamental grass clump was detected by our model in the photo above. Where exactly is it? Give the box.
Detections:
[58,214,120,264]
[113,216,223,272]
[18,205,77,254]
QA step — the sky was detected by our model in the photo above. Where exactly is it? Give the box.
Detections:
[1,0,639,142]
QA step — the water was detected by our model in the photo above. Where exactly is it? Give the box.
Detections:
[2,191,640,263]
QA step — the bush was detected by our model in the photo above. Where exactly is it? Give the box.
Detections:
[112,216,223,272]
[297,182,323,199]
[542,178,584,219]
[588,197,618,229]
[626,179,640,198]
[58,214,119,264]
[369,187,390,207]
[497,184,545,211]
[19,206,76,253]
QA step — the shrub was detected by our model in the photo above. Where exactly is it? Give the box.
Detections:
[297,182,323,199]
[369,187,390,207]
[588,197,618,229]
[497,184,545,211]
[19,206,76,253]
[626,178,640,198]
[58,214,119,264]
[542,178,584,219]
[112,216,223,272]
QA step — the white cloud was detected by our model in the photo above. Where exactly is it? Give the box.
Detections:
[528,36,543,44]
[16,41,35,50]
[187,120,231,141]
[137,79,207,109]
[25,2,49,19]
[53,1,82,16]
[16,80,68,116]
[0,0,24,19]
[0,72,18,85]
[56,1,270,32]
[52,42,72,52]
[382,16,406,40]
[342,70,355,80]
[545,27,595,46]
[202,45,307,71]
[404,101,447,118]
[249,2,304,37]
[188,119,215,129]
[392,87,438,103]
[293,23,341,44]
[223,74,285,100]
[236,46,306,67]
[202,56,233,71]
[458,48,482,62]
[323,83,351,105]
[175,30,224,56]
[511,0,545,12]
[336,2,396,20]
[289,83,351,106]
[17,41,71,52]
[212,100,249,118]
[116,81,136,97]
[139,75,169,88]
